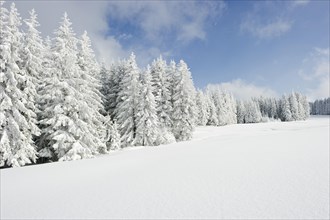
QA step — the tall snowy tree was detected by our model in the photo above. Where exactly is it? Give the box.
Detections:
[150,56,173,130]
[38,13,101,161]
[115,53,140,147]
[77,30,108,154]
[205,92,218,126]
[172,60,196,141]
[0,2,38,167]
[289,92,299,120]
[280,95,292,121]
[134,66,160,146]
[244,100,262,123]
[195,89,208,126]
[236,100,245,124]
[102,61,126,119]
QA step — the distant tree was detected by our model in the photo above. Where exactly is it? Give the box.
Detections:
[310,98,330,115]
[289,92,299,120]
[236,100,245,124]
[244,100,262,123]
[280,95,292,121]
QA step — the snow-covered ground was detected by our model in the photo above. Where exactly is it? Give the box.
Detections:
[1,116,329,219]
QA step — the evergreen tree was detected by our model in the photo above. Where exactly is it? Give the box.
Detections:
[172,60,196,141]
[115,53,140,147]
[134,66,160,146]
[104,117,121,151]
[38,13,97,161]
[236,100,245,124]
[150,56,172,129]
[205,93,218,126]
[280,95,292,121]
[289,92,299,120]
[195,89,208,126]
[244,100,262,123]
[77,30,107,154]
[0,2,38,167]
[103,61,126,119]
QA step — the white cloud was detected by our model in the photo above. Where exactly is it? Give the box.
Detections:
[298,48,330,101]
[12,1,126,65]
[9,1,225,67]
[291,0,310,8]
[106,1,226,44]
[207,79,278,100]
[241,18,292,39]
[240,1,305,39]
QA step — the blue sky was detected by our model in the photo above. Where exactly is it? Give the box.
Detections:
[12,0,330,100]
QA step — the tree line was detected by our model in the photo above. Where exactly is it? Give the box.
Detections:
[0,3,310,168]
[309,98,330,115]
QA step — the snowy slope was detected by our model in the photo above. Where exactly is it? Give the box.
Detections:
[1,116,329,219]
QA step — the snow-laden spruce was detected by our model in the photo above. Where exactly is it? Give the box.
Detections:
[150,56,173,130]
[172,60,197,141]
[195,90,209,126]
[114,53,140,147]
[102,61,126,119]
[0,2,38,167]
[77,31,108,154]
[38,13,104,161]
[134,66,160,146]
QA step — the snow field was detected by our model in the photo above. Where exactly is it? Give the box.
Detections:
[1,116,329,219]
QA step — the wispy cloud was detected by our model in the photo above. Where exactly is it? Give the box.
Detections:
[208,79,278,100]
[241,18,292,39]
[107,1,226,44]
[240,1,308,39]
[298,48,330,100]
[13,1,226,66]
[291,0,310,8]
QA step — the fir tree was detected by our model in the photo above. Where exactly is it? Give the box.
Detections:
[134,66,160,146]
[195,89,208,126]
[150,56,173,129]
[0,2,38,167]
[115,53,140,147]
[172,60,196,141]
[38,13,97,161]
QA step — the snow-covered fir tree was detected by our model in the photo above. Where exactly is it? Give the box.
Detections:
[114,53,140,147]
[205,92,218,126]
[38,13,101,161]
[103,61,126,119]
[244,100,262,123]
[236,100,245,124]
[279,95,292,121]
[205,86,237,126]
[134,66,160,146]
[104,117,120,151]
[150,56,173,130]
[77,30,108,154]
[195,89,209,126]
[0,2,38,167]
[289,92,299,120]
[172,60,197,141]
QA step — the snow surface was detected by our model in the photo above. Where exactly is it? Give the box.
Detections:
[1,116,329,219]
